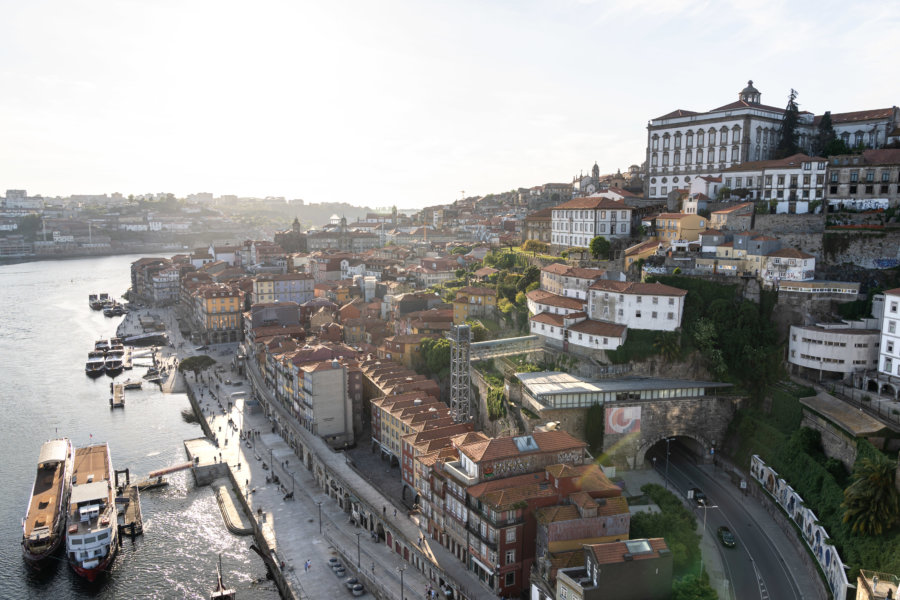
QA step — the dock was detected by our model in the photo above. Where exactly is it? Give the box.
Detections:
[110,383,125,409]
[117,484,143,538]
[123,347,133,370]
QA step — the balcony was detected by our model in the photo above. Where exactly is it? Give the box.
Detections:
[444,461,478,487]
[466,522,498,550]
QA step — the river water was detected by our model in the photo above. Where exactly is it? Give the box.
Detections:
[0,255,278,599]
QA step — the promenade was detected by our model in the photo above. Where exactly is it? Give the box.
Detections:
[131,305,495,600]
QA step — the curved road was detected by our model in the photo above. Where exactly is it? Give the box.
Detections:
[649,443,805,600]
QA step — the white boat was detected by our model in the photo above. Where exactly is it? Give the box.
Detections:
[66,443,118,581]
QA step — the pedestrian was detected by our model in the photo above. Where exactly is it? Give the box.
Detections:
[393,508,397,517]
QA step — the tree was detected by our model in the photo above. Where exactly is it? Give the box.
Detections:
[420,337,451,377]
[467,321,488,342]
[715,186,732,201]
[812,110,836,156]
[653,331,681,361]
[671,573,719,600]
[823,137,851,157]
[179,355,216,373]
[522,239,549,254]
[842,453,900,535]
[516,266,540,291]
[584,403,605,453]
[589,235,610,260]
[774,89,800,158]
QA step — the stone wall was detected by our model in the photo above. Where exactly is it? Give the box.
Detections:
[601,395,741,469]
[800,409,859,471]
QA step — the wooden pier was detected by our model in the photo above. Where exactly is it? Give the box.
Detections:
[117,484,143,539]
[110,383,125,409]
[123,347,133,370]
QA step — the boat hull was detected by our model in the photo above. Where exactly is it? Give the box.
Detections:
[86,368,105,378]
[22,439,73,565]
[71,547,117,582]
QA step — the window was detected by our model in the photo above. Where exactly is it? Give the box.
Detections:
[883,171,890,182]
[505,572,515,586]
[505,549,516,564]
[709,131,716,146]
[866,185,874,195]
[888,341,895,353]
[850,170,859,183]
[696,150,703,164]
[891,302,898,313]
[889,321,896,334]
[506,528,516,543]
[790,175,798,187]
[668,312,674,319]
[830,172,839,183]
[652,311,658,319]
[803,175,810,185]
[765,175,772,186]
[777,175,785,186]
[866,170,875,183]
[635,310,642,318]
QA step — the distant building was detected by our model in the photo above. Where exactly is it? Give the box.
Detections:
[879,289,900,381]
[551,197,633,250]
[554,538,672,600]
[826,149,900,210]
[788,320,881,381]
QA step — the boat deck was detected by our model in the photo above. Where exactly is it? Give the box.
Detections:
[72,445,110,489]
[23,462,64,538]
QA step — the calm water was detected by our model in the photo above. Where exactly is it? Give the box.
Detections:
[0,255,278,599]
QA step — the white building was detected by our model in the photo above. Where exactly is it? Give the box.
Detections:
[567,319,627,352]
[587,280,687,331]
[760,248,816,285]
[645,81,900,200]
[529,311,586,347]
[526,289,586,316]
[297,360,354,447]
[720,153,827,209]
[551,197,633,250]
[539,264,607,300]
[879,289,900,379]
[788,321,880,380]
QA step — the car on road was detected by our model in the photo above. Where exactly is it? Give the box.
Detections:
[687,487,707,506]
[717,526,736,548]
[195,345,209,351]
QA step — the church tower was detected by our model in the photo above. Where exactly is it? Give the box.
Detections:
[292,216,301,234]
[592,162,600,180]
[739,80,761,104]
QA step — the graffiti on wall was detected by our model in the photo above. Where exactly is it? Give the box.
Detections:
[750,455,848,600]
[605,406,641,434]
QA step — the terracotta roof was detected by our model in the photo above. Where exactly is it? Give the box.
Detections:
[698,229,724,236]
[588,280,687,297]
[526,290,586,310]
[473,267,499,277]
[587,538,669,565]
[721,153,824,173]
[711,202,754,215]
[653,109,700,120]
[604,187,639,198]
[545,464,582,478]
[709,99,786,114]
[554,197,631,211]
[540,263,607,279]
[767,248,815,259]
[655,213,693,220]
[458,429,586,463]
[456,286,497,296]
[855,149,900,165]
[525,208,553,220]
[625,240,662,256]
[700,176,722,182]
[568,319,627,338]
[885,288,900,296]
[530,311,586,326]
[814,107,897,125]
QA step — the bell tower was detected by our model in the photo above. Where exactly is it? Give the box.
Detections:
[739,80,761,104]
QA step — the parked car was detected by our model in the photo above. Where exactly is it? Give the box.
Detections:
[344,577,359,589]
[717,526,736,548]
[195,345,209,351]
[351,583,365,597]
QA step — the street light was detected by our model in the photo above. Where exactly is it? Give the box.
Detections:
[317,501,323,534]
[398,566,406,600]
[698,499,719,576]
[664,437,675,490]
[355,532,361,568]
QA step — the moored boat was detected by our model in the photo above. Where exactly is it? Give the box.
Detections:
[104,355,124,377]
[66,444,118,581]
[85,357,106,378]
[123,379,142,390]
[94,339,111,353]
[89,293,109,311]
[22,438,74,562]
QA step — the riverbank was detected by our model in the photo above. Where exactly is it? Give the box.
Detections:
[0,246,184,265]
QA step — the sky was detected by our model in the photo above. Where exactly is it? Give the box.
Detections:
[1,0,899,209]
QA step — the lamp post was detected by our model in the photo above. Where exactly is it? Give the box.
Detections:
[398,566,406,600]
[355,532,361,568]
[664,437,675,490]
[698,499,718,576]
[317,501,323,534]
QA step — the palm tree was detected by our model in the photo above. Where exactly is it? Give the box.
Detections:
[842,453,900,536]
[654,331,681,362]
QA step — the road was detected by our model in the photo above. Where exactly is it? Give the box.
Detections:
[649,443,804,600]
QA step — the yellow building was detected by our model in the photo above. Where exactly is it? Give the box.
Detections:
[452,286,498,324]
[654,213,707,244]
[624,240,662,270]
[195,284,243,344]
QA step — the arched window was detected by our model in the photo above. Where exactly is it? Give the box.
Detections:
[719,148,726,162]
[709,130,716,146]
[674,151,681,166]
[697,130,705,146]
[652,135,659,151]
[731,146,740,162]
[674,132,682,148]
[686,131,694,147]
[720,127,729,144]
[651,154,658,167]
[663,134,671,150]
[696,149,703,164]
[686,150,692,164]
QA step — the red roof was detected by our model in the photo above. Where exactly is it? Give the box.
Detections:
[554,197,631,211]
[722,153,824,173]
[587,538,669,565]
[710,99,787,114]
[814,107,897,125]
[568,319,627,337]
[767,248,814,259]
[654,109,700,120]
[588,280,687,297]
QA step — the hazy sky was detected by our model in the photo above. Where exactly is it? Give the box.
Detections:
[2,0,899,208]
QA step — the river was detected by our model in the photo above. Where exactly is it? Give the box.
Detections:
[0,255,278,599]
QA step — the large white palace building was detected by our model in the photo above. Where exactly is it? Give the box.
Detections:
[644,81,900,200]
